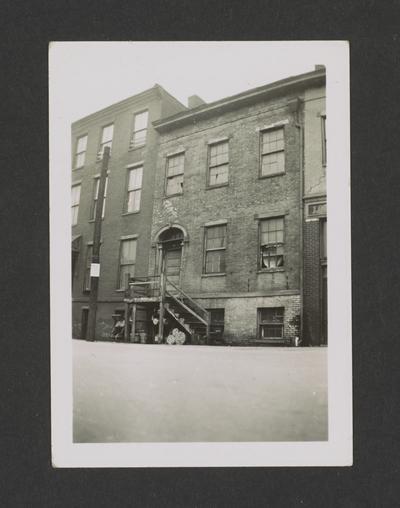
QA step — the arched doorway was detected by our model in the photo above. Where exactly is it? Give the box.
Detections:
[158,227,185,287]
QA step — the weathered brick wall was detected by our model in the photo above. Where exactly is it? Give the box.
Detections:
[196,294,300,344]
[71,90,185,338]
[303,220,321,345]
[150,93,303,300]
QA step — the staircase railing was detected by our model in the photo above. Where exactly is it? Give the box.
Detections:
[165,278,210,330]
[126,275,161,299]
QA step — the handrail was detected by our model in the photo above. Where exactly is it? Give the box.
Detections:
[167,292,208,326]
[166,277,209,322]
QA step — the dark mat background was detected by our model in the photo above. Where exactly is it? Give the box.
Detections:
[1,1,400,506]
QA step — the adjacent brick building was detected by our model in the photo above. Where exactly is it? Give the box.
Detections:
[71,85,186,340]
[71,68,327,346]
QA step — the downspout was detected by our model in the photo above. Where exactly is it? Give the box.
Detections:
[295,99,304,345]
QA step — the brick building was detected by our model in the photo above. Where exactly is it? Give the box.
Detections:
[71,85,186,340]
[71,68,326,346]
[302,71,327,346]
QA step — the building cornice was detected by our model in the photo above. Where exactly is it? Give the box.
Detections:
[153,69,325,133]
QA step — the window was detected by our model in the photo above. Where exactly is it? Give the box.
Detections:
[118,238,137,289]
[98,124,114,160]
[125,166,143,213]
[204,225,226,274]
[90,177,108,220]
[258,307,284,339]
[320,218,327,261]
[259,217,284,269]
[83,245,93,291]
[130,111,148,148]
[321,115,327,166]
[166,153,184,196]
[208,309,225,332]
[208,140,229,186]
[71,184,81,226]
[74,135,87,168]
[260,127,285,176]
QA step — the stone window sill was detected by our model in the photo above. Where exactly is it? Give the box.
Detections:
[201,273,226,278]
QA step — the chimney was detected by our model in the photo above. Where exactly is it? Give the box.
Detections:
[314,64,325,71]
[188,95,206,109]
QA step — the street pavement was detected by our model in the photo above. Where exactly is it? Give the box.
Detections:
[73,340,328,443]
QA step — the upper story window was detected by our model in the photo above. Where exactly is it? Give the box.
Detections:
[130,111,148,149]
[166,152,184,196]
[125,165,143,213]
[321,114,327,166]
[71,184,81,226]
[260,127,285,177]
[74,135,87,169]
[90,177,108,220]
[97,124,114,160]
[259,217,284,269]
[204,224,227,274]
[118,238,137,289]
[208,140,229,187]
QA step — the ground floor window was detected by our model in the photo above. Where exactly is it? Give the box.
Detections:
[258,307,284,339]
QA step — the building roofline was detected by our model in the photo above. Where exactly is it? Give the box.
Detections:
[153,68,326,132]
[71,84,186,128]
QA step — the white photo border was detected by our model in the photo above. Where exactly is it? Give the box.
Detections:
[49,41,352,467]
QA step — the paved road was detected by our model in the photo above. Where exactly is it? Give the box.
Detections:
[73,340,327,443]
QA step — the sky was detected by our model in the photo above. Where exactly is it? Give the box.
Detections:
[49,41,332,124]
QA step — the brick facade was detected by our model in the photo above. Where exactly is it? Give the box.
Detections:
[71,69,327,346]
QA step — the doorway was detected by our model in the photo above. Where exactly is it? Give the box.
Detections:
[158,227,184,287]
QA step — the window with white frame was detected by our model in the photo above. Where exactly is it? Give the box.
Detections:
[259,217,284,269]
[166,153,184,196]
[71,184,81,226]
[258,307,284,339]
[260,127,285,176]
[321,114,327,166]
[97,124,114,160]
[125,166,143,213]
[90,177,108,220]
[130,111,148,149]
[118,238,137,289]
[208,140,229,186]
[74,135,88,168]
[204,224,226,274]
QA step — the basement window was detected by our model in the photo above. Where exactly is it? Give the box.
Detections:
[258,307,284,339]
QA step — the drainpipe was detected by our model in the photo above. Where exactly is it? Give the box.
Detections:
[294,99,304,345]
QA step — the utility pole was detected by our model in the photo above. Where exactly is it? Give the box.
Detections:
[87,146,110,341]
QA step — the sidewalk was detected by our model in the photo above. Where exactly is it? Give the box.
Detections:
[73,340,328,442]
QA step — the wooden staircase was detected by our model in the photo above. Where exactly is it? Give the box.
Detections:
[164,278,211,344]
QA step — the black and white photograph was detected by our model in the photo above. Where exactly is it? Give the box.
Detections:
[50,41,351,467]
